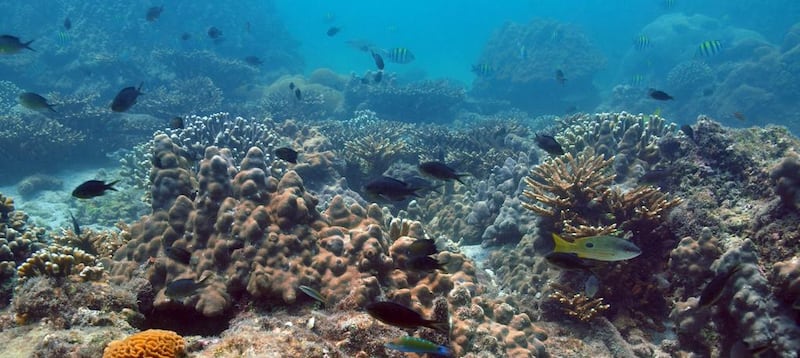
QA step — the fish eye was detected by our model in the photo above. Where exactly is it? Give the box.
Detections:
[585,242,594,248]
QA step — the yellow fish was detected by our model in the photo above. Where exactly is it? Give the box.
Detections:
[551,233,642,261]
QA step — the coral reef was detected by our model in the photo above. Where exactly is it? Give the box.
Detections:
[769,155,800,208]
[16,174,63,199]
[0,193,48,307]
[555,112,679,182]
[16,243,105,283]
[472,19,606,114]
[343,78,466,123]
[103,329,185,358]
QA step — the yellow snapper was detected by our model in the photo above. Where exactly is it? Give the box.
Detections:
[551,233,641,261]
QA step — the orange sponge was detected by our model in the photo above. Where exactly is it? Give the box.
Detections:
[103,329,185,358]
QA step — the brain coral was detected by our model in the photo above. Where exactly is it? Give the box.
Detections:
[103,329,185,358]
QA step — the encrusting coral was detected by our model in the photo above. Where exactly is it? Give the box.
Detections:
[103,329,186,358]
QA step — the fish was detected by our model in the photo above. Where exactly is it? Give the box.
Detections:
[517,44,527,59]
[680,124,694,141]
[207,26,223,39]
[551,233,642,262]
[662,0,676,9]
[374,71,383,83]
[639,168,673,184]
[288,82,295,90]
[111,83,144,112]
[698,264,741,308]
[648,88,673,101]
[472,63,494,77]
[18,92,57,112]
[0,35,35,54]
[170,116,184,129]
[418,161,466,184]
[384,47,415,64]
[385,336,452,356]
[63,17,72,30]
[165,274,211,300]
[180,32,191,41]
[323,12,336,24]
[146,6,164,22]
[244,21,251,34]
[634,35,650,50]
[243,55,263,66]
[544,252,594,271]
[555,69,567,84]
[56,31,70,45]
[631,74,645,86]
[406,256,443,272]
[69,211,81,236]
[732,111,747,121]
[294,88,302,101]
[365,301,449,332]
[72,180,119,199]
[326,26,341,37]
[584,274,600,298]
[371,51,384,70]
[696,40,722,57]
[408,239,438,257]
[346,39,375,52]
[534,134,565,156]
[364,177,421,202]
[298,285,326,305]
[274,147,299,164]
[165,246,192,265]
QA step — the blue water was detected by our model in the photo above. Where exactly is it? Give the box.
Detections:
[1,0,799,182]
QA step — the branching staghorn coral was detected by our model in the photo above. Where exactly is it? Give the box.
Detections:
[522,148,615,237]
[343,133,410,177]
[548,288,609,322]
[522,147,681,238]
[54,223,131,260]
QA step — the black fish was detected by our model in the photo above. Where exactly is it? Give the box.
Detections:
[545,252,593,271]
[165,275,211,300]
[365,301,449,332]
[274,147,299,163]
[170,116,184,129]
[408,239,437,257]
[18,92,57,112]
[364,177,421,201]
[698,265,741,308]
[326,26,341,37]
[111,82,144,112]
[180,32,191,41]
[243,55,263,66]
[288,82,295,90]
[407,256,443,272]
[72,180,119,199]
[639,168,672,184]
[555,69,566,84]
[680,124,694,141]
[165,246,192,265]
[63,17,72,30]
[371,51,385,70]
[374,70,383,83]
[0,35,35,54]
[294,88,302,101]
[648,88,674,100]
[207,26,223,39]
[146,6,164,22]
[69,211,81,236]
[418,161,466,184]
[534,134,565,156]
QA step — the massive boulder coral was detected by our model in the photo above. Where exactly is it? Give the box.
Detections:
[472,19,606,114]
[109,134,550,356]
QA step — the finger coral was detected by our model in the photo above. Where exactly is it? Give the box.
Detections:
[103,329,185,358]
[17,244,105,282]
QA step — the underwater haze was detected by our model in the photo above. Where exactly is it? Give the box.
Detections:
[1,0,800,357]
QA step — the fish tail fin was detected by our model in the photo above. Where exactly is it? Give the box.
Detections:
[137,82,145,94]
[455,173,470,184]
[24,39,35,51]
[552,233,571,252]
[48,104,57,113]
[106,180,120,191]
[425,319,450,333]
